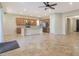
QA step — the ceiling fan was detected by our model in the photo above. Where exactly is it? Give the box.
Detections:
[39,2,57,10]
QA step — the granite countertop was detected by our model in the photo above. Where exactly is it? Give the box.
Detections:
[17,25,42,29]
[25,26,41,29]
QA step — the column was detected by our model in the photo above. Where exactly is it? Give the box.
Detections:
[50,13,63,34]
[0,9,4,43]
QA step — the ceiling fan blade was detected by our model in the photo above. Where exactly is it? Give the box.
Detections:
[50,3,57,6]
[47,2,49,4]
[43,2,47,6]
[39,6,46,8]
[49,6,55,9]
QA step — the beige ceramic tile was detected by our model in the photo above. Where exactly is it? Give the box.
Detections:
[1,32,79,56]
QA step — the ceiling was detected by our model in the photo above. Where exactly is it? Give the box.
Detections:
[1,2,79,17]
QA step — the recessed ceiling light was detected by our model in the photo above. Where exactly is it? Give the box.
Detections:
[6,8,12,12]
[23,9,26,12]
[69,2,72,5]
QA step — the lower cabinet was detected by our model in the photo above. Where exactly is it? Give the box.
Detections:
[16,28,21,34]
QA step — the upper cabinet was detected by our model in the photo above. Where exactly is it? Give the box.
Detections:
[16,17,38,26]
[16,18,25,26]
[29,19,37,26]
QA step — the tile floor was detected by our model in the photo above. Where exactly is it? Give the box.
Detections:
[0,32,79,56]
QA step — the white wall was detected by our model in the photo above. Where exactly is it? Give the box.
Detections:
[67,17,75,33]
[3,14,17,35]
[50,14,56,33]
[73,18,77,32]
[55,13,63,34]
[70,18,76,33]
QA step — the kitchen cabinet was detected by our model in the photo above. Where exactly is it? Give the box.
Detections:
[16,18,25,26]
[16,27,21,34]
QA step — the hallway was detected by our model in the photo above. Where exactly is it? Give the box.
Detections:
[0,32,79,56]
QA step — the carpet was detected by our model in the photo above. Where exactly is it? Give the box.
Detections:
[0,40,20,54]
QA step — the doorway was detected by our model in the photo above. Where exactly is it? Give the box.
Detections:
[41,19,50,33]
[66,16,79,34]
[76,20,79,32]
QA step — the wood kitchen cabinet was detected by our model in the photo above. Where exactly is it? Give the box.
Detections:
[16,18,25,26]
[16,27,21,34]
[25,19,37,26]
[30,19,37,26]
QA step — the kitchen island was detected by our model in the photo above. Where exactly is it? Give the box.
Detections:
[20,26,42,36]
[24,26,42,36]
